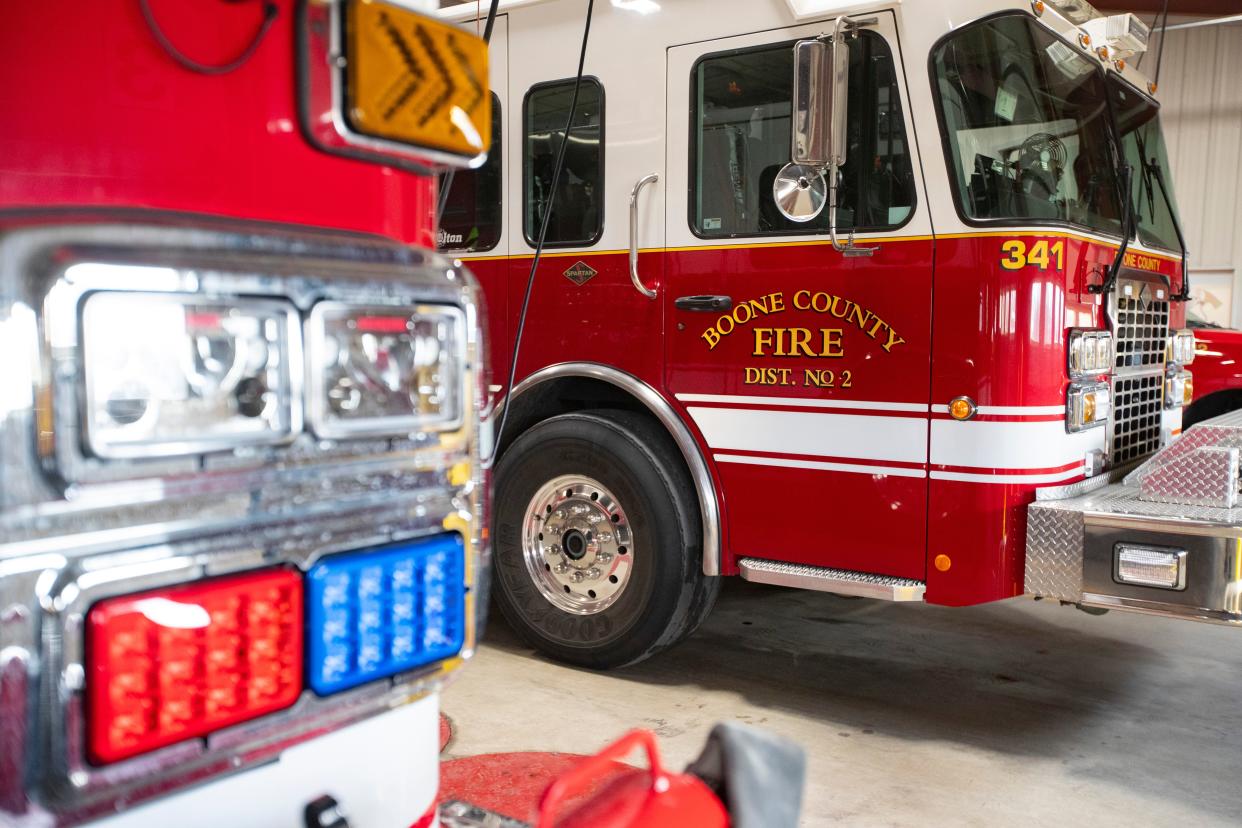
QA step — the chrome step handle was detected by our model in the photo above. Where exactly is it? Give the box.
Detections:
[628,173,659,299]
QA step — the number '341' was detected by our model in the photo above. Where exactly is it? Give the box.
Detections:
[1000,240,1065,271]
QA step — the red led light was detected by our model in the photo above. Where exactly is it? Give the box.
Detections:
[86,569,303,764]
[184,311,223,329]
[354,315,411,334]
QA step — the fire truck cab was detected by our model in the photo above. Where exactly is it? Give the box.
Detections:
[436,0,1220,668]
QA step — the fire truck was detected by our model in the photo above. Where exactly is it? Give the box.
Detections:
[1185,311,1242,429]
[0,1,492,824]
[436,0,1232,669]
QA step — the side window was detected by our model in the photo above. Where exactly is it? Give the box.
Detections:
[438,93,502,253]
[690,32,915,238]
[523,78,604,248]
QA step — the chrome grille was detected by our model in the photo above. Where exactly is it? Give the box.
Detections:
[1114,282,1169,371]
[1110,374,1164,464]
[1109,276,1169,464]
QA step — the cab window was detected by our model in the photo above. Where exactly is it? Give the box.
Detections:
[690,33,916,238]
[931,14,1123,234]
[523,78,604,248]
[438,93,503,253]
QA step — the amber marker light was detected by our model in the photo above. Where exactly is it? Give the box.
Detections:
[1031,0,1045,16]
[1079,32,1091,49]
[1083,392,1097,423]
[1149,82,1158,94]
[345,0,492,160]
[934,554,952,572]
[948,396,977,421]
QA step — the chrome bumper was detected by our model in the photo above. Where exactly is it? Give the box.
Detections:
[1027,417,1242,624]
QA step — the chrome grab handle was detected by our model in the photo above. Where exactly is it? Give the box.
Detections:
[628,173,659,299]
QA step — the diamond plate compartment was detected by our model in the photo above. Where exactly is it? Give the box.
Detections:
[1026,500,1087,602]
[1138,446,1239,508]
[1122,409,1242,508]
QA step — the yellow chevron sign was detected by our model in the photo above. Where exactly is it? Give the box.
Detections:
[345,0,491,160]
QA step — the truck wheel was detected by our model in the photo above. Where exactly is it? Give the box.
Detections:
[493,410,719,669]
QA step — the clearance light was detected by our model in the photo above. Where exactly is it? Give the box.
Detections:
[307,303,465,438]
[948,396,977,421]
[1169,329,1196,366]
[87,570,303,764]
[1114,543,1186,590]
[1067,382,1109,432]
[306,534,466,696]
[1165,370,1193,409]
[1068,329,1112,378]
[81,293,300,458]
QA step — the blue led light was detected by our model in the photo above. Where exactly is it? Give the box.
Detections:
[306,534,466,695]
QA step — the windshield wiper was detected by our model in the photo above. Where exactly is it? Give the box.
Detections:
[1089,162,1133,297]
[1148,159,1191,301]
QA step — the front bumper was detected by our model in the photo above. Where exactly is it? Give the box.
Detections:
[1027,413,1242,623]
[89,696,440,828]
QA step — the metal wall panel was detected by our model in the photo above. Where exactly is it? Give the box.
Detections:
[1145,22,1242,326]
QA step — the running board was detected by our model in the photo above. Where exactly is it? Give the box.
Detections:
[738,558,926,602]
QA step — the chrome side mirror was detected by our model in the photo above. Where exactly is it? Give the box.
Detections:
[773,164,827,223]
[790,16,877,256]
[792,36,848,168]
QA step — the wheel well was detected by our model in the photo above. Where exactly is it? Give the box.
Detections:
[496,377,654,456]
[1185,388,1242,429]
[494,366,722,577]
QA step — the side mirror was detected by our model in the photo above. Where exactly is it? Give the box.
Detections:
[791,32,849,169]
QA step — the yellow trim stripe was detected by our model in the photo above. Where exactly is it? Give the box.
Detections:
[451,230,1181,264]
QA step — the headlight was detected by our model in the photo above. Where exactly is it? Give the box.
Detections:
[307,303,464,438]
[81,293,299,458]
[1068,330,1113,378]
[1169,328,1196,366]
[1067,382,1110,432]
[1166,370,1193,409]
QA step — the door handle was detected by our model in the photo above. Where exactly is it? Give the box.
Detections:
[675,295,733,312]
[629,173,659,299]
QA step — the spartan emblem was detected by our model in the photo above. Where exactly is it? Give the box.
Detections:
[563,261,598,286]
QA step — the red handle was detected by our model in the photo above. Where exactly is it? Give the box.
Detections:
[536,729,670,827]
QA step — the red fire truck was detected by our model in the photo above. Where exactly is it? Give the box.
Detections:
[0,1,492,824]
[436,0,1231,669]
[1186,311,1242,429]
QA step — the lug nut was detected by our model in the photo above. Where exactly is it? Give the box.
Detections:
[596,532,613,543]
[571,571,587,583]
[596,552,612,563]
[554,509,566,519]
[546,525,563,537]
[547,544,561,555]
[570,504,589,516]
[587,514,604,524]
[555,563,570,575]
[587,568,602,580]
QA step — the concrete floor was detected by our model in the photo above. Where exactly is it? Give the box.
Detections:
[444,580,1242,827]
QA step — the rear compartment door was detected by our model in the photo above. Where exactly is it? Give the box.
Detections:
[663,12,934,579]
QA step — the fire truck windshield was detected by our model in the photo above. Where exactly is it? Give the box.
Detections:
[1110,77,1184,255]
[931,13,1123,235]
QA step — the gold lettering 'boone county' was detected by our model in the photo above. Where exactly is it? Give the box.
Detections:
[791,290,906,352]
[700,292,785,350]
[700,290,905,354]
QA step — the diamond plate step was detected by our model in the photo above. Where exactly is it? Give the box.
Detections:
[738,557,925,601]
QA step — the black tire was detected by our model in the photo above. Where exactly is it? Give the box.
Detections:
[1184,390,1242,430]
[493,410,719,669]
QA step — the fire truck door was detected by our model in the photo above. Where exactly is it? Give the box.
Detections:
[663,14,934,580]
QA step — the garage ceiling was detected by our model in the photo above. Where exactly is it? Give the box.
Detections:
[1102,1,1239,13]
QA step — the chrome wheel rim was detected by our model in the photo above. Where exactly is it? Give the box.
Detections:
[522,474,634,615]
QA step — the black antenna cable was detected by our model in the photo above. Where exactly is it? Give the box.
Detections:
[489,0,596,462]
